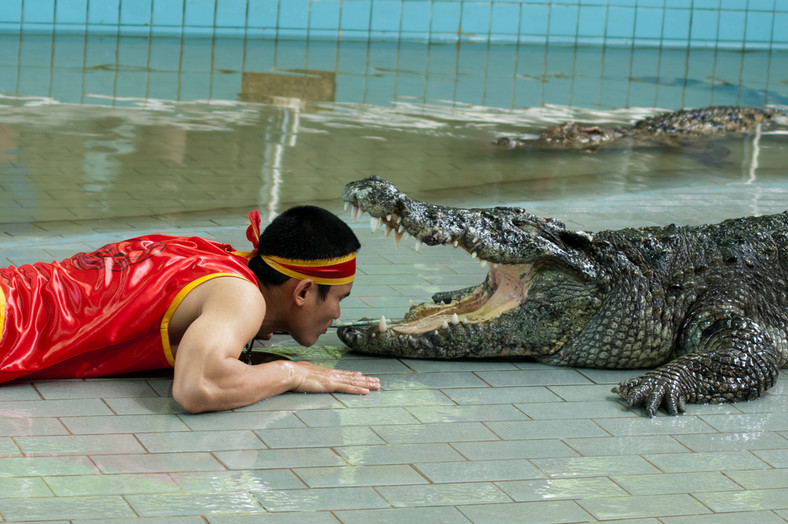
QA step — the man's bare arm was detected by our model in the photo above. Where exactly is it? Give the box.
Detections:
[170,278,380,413]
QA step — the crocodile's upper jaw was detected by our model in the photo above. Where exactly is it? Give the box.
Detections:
[338,176,600,357]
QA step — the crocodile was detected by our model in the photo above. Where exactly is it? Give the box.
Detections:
[337,176,788,416]
[495,106,778,152]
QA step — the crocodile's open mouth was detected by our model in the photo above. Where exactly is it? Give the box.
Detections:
[336,176,599,358]
[344,196,535,333]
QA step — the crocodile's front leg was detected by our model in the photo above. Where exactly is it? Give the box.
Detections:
[614,315,780,417]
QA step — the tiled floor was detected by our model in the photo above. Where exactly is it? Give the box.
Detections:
[1,184,787,522]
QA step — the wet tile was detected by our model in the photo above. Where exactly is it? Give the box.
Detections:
[337,389,455,408]
[443,386,563,405]
[137,430,266,452]
[104,396,185,415]
[256,426,384,448]
[61,414,190,434]
[372,421,499,444]
[693,488,788,512]
[336,443,465,465]
[335,506,472,524]
[485,419,609,439]
[595,415,717,435]
[45,473,180,496]
[34,379,159,399]
[674,431,788,452]
[498,476,628,501]
[565,435,690,456]
[254,487,389,511]
[416,459,544,483]
[699,412,788,432]
[295,464,428,488]
[643,451,772,473]
[235,392,346,411]
[0,456,99,477]
[215,448,347,469]
[515,400,637,419]
[458,500,592,524]
[0,476,53,497]
[0,496,136,521]
[16,434,145,456]
[0,436,20,456]
[451,440,578,461]
[0,399,112,417]
[660,512,787,524]
[0,382,41,401]
[377,482,510,507]
[92,452,224,474]
[547,383,623,402]
[296,407,420,427]
[476,369,594,387]
[178,411,305,430]
[612,471,742,495]
[578,493,711,519]
[127,492,264,517]
[208,513,338,524]
[399,359,518,372]
[406,404,529,423]
[753,448,788,468]
[381,371,490,389]
[724,468,788,489]
[531,455,660,477]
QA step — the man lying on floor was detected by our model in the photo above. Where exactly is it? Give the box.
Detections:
[0,206,380,412]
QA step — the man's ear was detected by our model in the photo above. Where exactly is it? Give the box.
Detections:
[292,278,314,306]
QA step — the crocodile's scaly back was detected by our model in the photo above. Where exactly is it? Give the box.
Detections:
[495,105,778,151]
[630,106,776,135]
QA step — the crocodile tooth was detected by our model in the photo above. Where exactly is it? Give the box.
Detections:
[396,216,402,224]
[409,299,415,308]
[351,205,359,221]
[343,201,349,211]
[378,315,388,332]
[451,313,460,325]
[480,260,488,268]
[393,230,404,247]
[397,224,404,233]
[453,239,459,248]
[415,240,422,252]
[385,224,393,237]
[493,263,498,268]
[386,214,392,221]
[461,318,469,324]
[370,217,379,233]
[471,252,478,259]
[441,320,449,330]
[433,330,439,336]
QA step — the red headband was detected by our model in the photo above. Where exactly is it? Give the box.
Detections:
[246,210,356,285]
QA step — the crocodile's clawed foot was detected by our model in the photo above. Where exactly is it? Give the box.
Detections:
[613,375,687,417]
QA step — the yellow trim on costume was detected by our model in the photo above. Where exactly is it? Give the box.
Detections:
[0,285,5,346]
[160,273,252,366]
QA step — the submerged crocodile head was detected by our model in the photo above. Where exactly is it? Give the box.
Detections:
[337,176,607,359]
[496,122,622,152]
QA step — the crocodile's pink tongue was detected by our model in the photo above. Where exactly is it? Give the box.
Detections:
[386,265,529,335]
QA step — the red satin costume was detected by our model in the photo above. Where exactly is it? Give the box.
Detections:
[0,235,256,383]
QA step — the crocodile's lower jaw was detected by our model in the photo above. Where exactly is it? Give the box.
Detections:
[389,264,533,334]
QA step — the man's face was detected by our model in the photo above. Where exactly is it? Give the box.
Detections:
[290,282,353,347]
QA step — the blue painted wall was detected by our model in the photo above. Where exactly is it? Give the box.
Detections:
[0,0,785,49]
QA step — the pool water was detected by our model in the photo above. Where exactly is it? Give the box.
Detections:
[0,35,786,236]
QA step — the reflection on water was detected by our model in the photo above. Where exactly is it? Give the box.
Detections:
[0,37,786,234]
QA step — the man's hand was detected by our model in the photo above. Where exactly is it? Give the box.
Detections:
[287,361,381,395]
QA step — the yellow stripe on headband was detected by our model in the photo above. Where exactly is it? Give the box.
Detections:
[260,252,356,286]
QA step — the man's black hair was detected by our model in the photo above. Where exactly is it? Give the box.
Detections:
[248,205,360,300]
